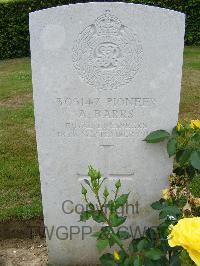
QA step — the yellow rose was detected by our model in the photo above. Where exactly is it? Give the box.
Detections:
[113,250,120,261]
[162,188,171,200]
[177,122,183,131]
[168,217,200,266]
[190,120,200,129]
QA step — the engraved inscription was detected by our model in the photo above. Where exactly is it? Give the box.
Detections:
[72,10,143,90]
[55,96,156,139]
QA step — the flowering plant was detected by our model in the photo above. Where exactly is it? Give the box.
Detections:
[145,119,200,265]
[80,166,181,265]
[79,120,200,265]
[144,120,200,174]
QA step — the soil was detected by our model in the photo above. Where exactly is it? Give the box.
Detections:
[0,219,45,239]
[0,237,48,266]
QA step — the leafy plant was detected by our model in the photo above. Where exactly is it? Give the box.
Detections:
[80,167,129,257]
[144,120,200,212]
[79,120,199,265]
[144,121,200,177]
[80,166,182,266]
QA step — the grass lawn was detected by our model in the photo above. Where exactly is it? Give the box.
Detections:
[0,58,42,221]
[0,47,200,221]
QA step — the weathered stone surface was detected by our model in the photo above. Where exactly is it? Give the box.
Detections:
[29,3,185,265]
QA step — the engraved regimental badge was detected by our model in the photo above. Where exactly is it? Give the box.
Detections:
[72,10,143,90]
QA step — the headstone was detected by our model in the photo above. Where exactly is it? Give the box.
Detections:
[29,3,185,265]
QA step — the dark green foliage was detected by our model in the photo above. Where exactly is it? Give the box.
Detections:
[180,250,196,266]
[144,130,170,143]
[0,0,199,59]
[145,122,200,174]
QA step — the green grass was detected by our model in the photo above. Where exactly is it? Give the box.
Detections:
[0,47,200,221]
[179,46,200,120]
[0,58,42,220]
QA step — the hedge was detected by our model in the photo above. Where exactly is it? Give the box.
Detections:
[0,0,199,59]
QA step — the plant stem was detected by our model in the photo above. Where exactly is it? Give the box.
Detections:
[95,192,128,256]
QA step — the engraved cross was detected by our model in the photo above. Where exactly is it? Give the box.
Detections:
[77,145,134,181]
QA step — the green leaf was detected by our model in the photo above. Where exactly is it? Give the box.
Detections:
[177,150,192,166]
[171,126,178,137]
[191,132,200,142]
[110,233,122,247]
[129,239,141,253]
[167,138,177,157]
[96,239,109,252]
[100,227,112,241]
[124,257,134,266]
[144,130,170,143]
[92,211,106,223]
[115,193,129,209]
[143,258,154,266]
[157,222,170,238]
[80,211,92,222]
[95,228,110,241]
[151,201,164,210]
[170,255,181,266]
[134,255,143,266]
[159,256,171,265]
[117,230,131,240]
[159,206,180,219]
[100,253,115,266]
[137,239,150,251]
[109,213,126,227]
[107,200,115,213]
[190,151,200,170]
[145,248,164,260]
[108,236,115,247]
[145,228,157,241]
[91,231,101,238]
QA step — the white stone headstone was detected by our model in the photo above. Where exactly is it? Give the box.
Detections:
[29,3,185,265]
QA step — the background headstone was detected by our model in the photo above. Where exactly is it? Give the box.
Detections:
[29,3,185,265]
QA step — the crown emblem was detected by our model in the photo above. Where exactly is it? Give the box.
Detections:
[94,10,121,36]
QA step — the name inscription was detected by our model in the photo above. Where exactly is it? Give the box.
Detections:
[55,96,157,139]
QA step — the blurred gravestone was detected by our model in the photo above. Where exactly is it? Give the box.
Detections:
[29,3,185,265]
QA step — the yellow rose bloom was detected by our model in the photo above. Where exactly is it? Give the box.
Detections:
[162,188,171,200]
[177,122,183,131]
[113,250,120,261]
[168,217,200,266]
[190,120,200,129]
